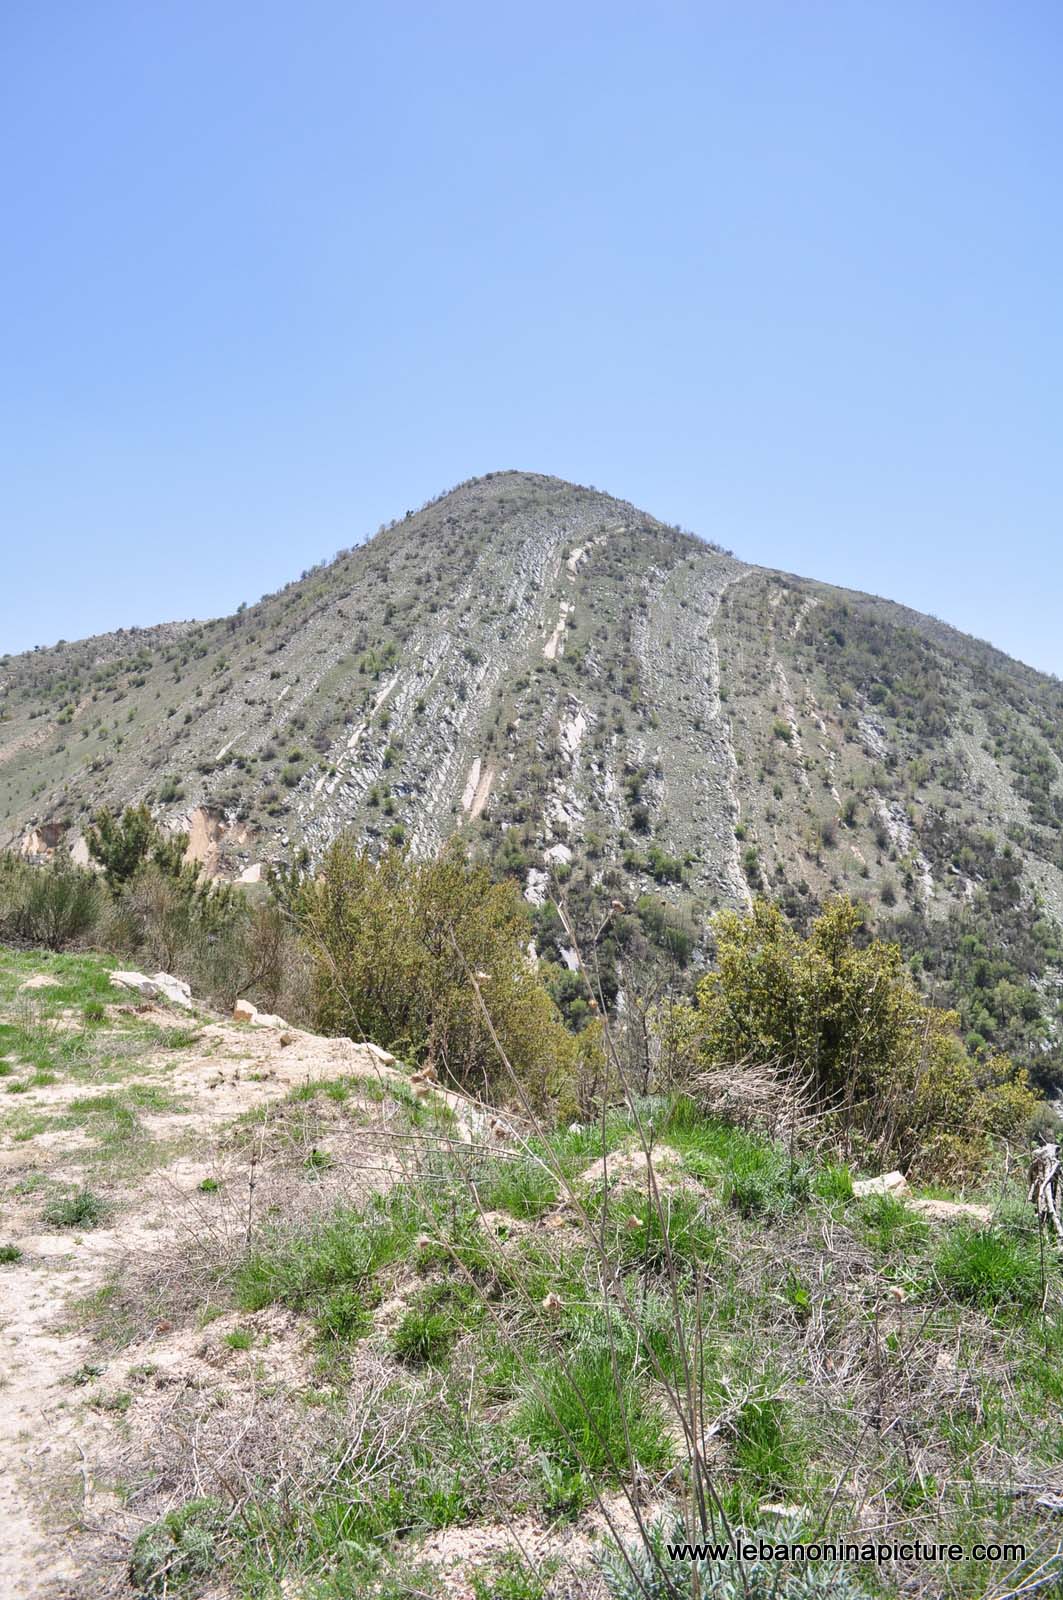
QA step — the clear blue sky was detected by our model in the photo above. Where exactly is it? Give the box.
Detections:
[3,2,1060,673]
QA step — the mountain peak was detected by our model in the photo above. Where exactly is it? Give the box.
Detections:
[2,474,1062,1089]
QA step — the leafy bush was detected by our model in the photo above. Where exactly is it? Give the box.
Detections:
[86,803,187,896]
[668,898,1035,1178]
[288,841,597,1106]
[0,852,101,950]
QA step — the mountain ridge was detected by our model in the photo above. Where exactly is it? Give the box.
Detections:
[3,470,1063,1081]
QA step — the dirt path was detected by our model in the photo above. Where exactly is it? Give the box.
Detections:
[0,1007,402,1600]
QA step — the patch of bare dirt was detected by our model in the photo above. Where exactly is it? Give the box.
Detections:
[0,1011,410,1600]
[577,1144,696,1196]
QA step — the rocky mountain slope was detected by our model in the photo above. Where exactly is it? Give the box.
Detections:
[3,471,1063,1076]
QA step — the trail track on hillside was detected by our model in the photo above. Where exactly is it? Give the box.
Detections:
[0,1001,404,1599]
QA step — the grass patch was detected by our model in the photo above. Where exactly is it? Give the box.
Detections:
[857,1193,932,1254]
[934,1225,1043,1315]
[476,1155,558,1220]
[43,1186,107,1229]
[393,1306,458,1366]
[129,1497,223,1596]
[236,1191,423,1341]
[516,1341,672,1498]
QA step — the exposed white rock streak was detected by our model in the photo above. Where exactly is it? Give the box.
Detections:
[461,758,494,819]
[875,797,935,901]
[560,704,587,758]
[543,601,572,660]
[791,594,819,637]
[772,659,811,795]
[461,758,482,812]
[631,555,751,908]
[524,867,548,905]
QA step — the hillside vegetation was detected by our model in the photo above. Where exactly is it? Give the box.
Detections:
[0,839,1060,1599]
[2,473,1063,1089]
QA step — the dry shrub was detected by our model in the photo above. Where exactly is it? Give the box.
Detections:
[680,1061,817,1147]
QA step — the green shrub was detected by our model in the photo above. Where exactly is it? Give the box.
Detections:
[668,898,1035,1178]
[288,841,596,1106]
[43,1187,106,1229]
[129,1497,223,1595]
[86,803,186,896]
[0,852,101,950]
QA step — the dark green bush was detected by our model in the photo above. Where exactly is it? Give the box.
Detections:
[0,853,101,950]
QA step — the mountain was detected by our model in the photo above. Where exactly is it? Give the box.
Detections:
[3,470,1063,1079]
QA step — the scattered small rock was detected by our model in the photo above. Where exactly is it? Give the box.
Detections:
[852,1171,909,1199]
[111,971,192,1009]
[233,998,288,1028]
[909,1197,992,1226]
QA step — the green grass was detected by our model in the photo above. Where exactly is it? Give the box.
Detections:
[729,1391,802,1501]
[236,1190,424,1338]
[516,1340,672,1493]
[933,1225,1044,1315]
[476,1154,559,1220]
[0,947,116,1011]
[657,1096,813,1217]
[32,1016,1050,1600]
[471,1553,555,1600]
[587,1183,719,1277]
[857,1193,932,1254]
[393,1306,458,1366]
[42,1186,107,1229]
[59,1083,181,1160]
[0,1243,22,1264]
[0,951,201,1101]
